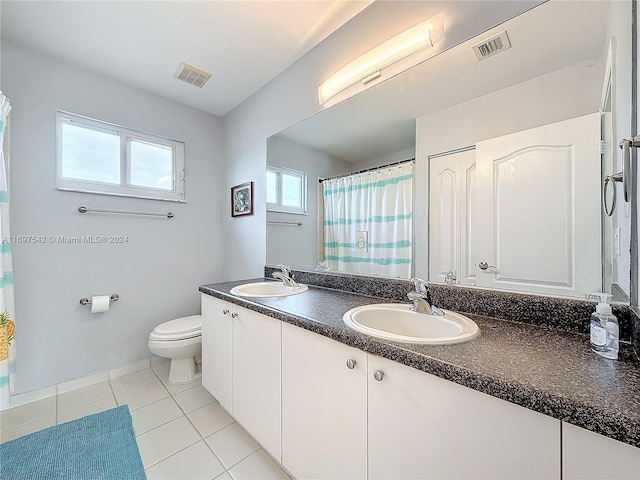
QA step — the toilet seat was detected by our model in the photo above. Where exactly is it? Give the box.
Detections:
[149,315,202,341]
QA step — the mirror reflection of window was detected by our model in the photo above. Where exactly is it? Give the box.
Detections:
[266,170,278,204]
[266,166,307,214]
[282,173,304,209]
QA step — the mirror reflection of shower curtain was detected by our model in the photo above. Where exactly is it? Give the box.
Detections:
[322,163,413,278]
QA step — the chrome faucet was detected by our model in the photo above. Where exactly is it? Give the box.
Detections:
[444,270,457,285]
[272,264,299,287]
[407,278,444,316]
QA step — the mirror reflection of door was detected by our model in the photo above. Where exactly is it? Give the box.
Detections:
[473,114,601,298]
[428,148,476,286]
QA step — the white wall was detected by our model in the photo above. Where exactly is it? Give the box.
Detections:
[351,147,416,172]
[266,136,350,268]
[1,43,225,393]
[414,59,602,279]
[221,1,540,281]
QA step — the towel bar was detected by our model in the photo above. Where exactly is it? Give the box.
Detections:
[78,206,174,218]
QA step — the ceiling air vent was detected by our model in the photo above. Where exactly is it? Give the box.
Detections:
[472,31,511,61]
[174,62,212,88]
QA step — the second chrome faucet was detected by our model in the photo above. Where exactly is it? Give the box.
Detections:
[408,278,444,316]
[272,264,300,288]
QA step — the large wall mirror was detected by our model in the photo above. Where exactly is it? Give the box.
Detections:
[267,0,633,301]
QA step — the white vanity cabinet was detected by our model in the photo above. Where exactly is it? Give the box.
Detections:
[281,322,368,479]
[562,422,640,479]
[232,300,282,460]
[201,294,232,411]
[367,355,561,479]
[202,294,639,479]
[280,321,560,480]
[201,294,282,460]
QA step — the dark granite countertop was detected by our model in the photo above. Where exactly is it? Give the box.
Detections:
[199,279,640,449]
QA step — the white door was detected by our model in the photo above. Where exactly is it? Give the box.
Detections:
[281,323,367,479]
[201,295,233,412]
[429,148,477,285]
[368,355,561,480]
[232,304,282,460]
[475,113,601,298]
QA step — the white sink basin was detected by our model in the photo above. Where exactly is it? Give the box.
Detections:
[343,303,479,345]
[230,281,308,298]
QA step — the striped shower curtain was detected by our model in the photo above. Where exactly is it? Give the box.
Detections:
[0,92,15,410]
[322,162,413,278]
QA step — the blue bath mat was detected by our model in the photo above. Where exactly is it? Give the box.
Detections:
[0,405,146,479]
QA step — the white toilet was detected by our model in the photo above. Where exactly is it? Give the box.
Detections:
[148,315,202,384]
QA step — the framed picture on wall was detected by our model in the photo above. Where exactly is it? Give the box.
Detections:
[231,181,254,217]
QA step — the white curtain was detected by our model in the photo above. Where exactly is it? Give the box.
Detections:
[322,162,413,278]
[0,91,15,409]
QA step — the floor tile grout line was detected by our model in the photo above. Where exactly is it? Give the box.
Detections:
[106,378,118,411]
[135,375,228,474]
[183,402,229,470]
[113,377,172,412]
[132,392,205,438]
[57,396,119,424]
[0,397,56,432]
[57,382,115,416]
[150,364,166,381]
[224,447,264,474]
[203,422,262,472]
[160,377,202,395]
[132,401,184,437]
[0,413,56,441]
[110,377,160,396]
[142,435,202,471]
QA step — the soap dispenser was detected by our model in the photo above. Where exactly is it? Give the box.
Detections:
[588,293,619,360]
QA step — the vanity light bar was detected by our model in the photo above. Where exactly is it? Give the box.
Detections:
[318,13,445,105]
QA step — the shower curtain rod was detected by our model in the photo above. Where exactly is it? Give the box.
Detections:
[318,157,415,183]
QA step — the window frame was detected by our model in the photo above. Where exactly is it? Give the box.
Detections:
[56,111,186,202]
[266,165,307,215]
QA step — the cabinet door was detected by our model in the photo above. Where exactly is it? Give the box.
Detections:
[368,355,560,479]
[474,113,601,297]
[201,294,232,412]
[232,304,282,460]
[563,422,640,479]
[282,323,367,480]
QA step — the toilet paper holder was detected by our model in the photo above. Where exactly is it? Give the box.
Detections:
[79,294,119,305]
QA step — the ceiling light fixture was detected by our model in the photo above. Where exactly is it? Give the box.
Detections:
[318,13,445,105]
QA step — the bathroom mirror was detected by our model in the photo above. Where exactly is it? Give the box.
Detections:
[266,0,633,301]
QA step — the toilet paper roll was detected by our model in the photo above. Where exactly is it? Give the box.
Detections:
[91,295,110,314]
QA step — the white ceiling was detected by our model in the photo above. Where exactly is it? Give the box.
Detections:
[0,0,372,116]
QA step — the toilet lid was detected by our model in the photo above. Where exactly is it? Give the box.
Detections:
[150,315,202,341]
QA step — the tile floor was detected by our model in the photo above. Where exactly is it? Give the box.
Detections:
[0,362,292,480]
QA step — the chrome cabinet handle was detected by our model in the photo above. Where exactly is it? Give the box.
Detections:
[373,370,385,381]
[479,262,496,271]
[346,359,357,369]
[231,312,238,318]
[222,309,229,315]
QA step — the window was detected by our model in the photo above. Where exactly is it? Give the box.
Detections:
[56,111,185,202]
[266,166,307,214]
